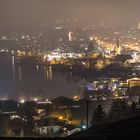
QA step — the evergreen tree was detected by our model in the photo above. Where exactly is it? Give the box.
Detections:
[109,99,127,121]
[138,98,140,106]
[91,104,106,125]
[131,101,137,111]
[18,101,36,135]
[109,99,121,120]
[120,99,126,112]
[128,100,140,117]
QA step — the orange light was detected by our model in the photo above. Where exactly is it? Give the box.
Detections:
[59,116,63,120]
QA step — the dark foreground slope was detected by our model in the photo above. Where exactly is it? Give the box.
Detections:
[0,116,140,140]
[70,116,140,140]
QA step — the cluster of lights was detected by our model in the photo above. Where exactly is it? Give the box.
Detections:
[10,115,21,120]
[44,51,83,62]
[73,96,80,101]
[84,80,118,92]
[16,50,32,57]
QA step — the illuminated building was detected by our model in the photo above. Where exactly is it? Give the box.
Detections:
[34,118,65,135]
[127,77,140,88]
[137,22,140,30]
[68,31,77,41]
[115,37,121,55]
[73,96,80,101]
[68,31,73,41]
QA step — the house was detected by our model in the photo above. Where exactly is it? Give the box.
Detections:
[62,124,81,136]
[125,61,140,70]
[127,77,140,97]
[114,54,133,66]
[34,117,65,135]
[127,77,140,88]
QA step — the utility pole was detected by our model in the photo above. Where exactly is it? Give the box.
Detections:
[86,99,89,128]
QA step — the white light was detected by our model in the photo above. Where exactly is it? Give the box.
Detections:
[21,35,25,39]
[89,37,94,41]
[20,99,25,104]
[34,98,38,101]
[68,31,72,41]
[47,54,61,60]
[82,125,86,129]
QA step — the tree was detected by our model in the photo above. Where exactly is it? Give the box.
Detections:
[138,98,140,106]
[91,104,106,125]
[0,129,6,136]
[19,128,24,137]
[18,101,37,135]
[131,101,137,111]
[49,128,54,137]
[64,109,72,121]
[109,99,121,120]
[125,100,140,118]
[5,128,15,137]
[47,128,50,135]
[109,99,127,121]
[120,98,127,112]
[0,115,12,137]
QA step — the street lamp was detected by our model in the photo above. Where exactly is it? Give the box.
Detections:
[86,99,89,128]
[34,98,38,102]
[59,116,63,120]
[82,125,87,130]
[20,99,25,104]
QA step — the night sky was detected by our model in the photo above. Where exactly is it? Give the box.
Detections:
[0,0,140,32]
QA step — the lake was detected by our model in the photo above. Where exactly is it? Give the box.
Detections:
[0,53,83,100]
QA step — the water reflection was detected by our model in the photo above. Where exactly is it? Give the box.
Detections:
[0,54,79,99]
[17,65,22,81]
[14,65,53,81]
[12,55,16,81]
[44,66,52,80]
[36,65,39,72]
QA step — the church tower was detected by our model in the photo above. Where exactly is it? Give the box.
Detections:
[116,37,121,55]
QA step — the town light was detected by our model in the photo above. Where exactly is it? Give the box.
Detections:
[81,125,86,129]
[114,94,118,97]
[20,99,25,104]
[59,116,63,120]
[34,98,38,102]
[73,95,80,101]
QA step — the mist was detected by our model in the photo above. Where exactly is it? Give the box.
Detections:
[0,0,140,32]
